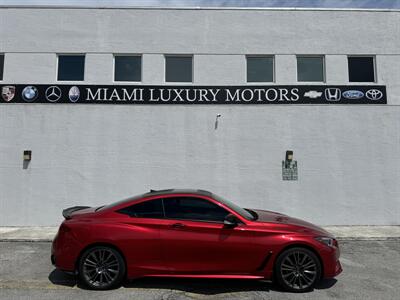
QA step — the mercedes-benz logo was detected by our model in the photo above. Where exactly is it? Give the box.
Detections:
[45,86,62,102]
[22,86,39,102]
[366,89,383,101]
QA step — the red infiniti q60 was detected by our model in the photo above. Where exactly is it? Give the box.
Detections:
[52,189,342,292]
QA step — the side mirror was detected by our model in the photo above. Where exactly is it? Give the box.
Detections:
[224,214,239,227]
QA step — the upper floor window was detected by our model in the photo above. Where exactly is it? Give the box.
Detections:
[114,55,142,82]
[163,197,229,222]
[247,56,274,82]
[348,56,375,82]
[57,54,85,81]
[0,54,4,80]
[297,55,325,82]
[165,55,193,83]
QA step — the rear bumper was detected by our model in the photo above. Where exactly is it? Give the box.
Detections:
[51,227,82,273]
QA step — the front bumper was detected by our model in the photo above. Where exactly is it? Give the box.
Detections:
[321,245,342,278]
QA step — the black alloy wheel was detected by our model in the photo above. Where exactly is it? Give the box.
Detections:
[275,247,321,292]
[79,246,125,290]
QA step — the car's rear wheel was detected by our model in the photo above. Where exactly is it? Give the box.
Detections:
[78,246,125,290]
[275,247,321,292]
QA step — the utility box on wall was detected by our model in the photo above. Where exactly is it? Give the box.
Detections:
[282,151,298,181]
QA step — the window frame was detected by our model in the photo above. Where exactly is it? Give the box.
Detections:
[246,55,275,83]
[113,54,142,83]
[56,53,86,82]
[0,53,4,81]
[347,55,376,83]
[164,54,194,83]
[296,55,326,83]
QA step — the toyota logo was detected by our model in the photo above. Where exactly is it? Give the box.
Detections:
[45,86,62,102]
[366,89,383,101]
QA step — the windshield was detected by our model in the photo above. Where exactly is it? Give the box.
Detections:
[212,193,256,221]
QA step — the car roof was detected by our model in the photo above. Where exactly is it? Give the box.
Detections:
[144,189,213,197]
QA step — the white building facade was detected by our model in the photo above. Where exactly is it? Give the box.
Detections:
[0,6,399,226]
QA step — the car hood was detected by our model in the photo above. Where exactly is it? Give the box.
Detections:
[252,209,333,237]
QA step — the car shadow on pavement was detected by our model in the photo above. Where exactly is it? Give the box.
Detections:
[124,278,273,294]
[48,269,76,287]
[49,268,337,294]
[123,277,337,295]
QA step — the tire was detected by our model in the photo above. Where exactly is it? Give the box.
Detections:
[78,246,126,290]
[275,247,321,292]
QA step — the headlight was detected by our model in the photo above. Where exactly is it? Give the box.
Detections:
[315,236,338,248]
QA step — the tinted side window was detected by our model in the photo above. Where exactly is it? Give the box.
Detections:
[117,199,163,218]
[163,197,229,222]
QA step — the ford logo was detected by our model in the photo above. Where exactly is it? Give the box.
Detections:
[342,90,364,100]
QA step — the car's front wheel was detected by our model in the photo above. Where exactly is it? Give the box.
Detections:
[275,247,321,292]
[78,246,125,290]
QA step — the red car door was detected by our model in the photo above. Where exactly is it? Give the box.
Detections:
[159,196,265,274]
[111,198,168,276]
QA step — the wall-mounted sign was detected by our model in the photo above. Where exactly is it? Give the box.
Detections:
[282,150,298,181]
[0,85,387,104]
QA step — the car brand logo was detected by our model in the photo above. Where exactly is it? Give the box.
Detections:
[1,86,16,102]
[342,90,364,100]
[324,88,341,101]
[45,86,62,102]
[22,86,38,102]
[68,86,80,102]
[365,89,383,100]
[304,91,322,99]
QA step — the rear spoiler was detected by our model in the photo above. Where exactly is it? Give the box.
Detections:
[62,206,91,220]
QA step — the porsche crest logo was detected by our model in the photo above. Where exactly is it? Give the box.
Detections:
[1,86,16,102]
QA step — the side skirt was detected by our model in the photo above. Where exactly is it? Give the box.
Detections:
[142,274,266,279]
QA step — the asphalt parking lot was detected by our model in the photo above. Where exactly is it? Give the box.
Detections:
[0,240,399,300]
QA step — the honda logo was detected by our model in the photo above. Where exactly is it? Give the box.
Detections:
[324,88,341,101]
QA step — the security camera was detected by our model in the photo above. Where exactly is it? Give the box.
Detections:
[216,114,221,117]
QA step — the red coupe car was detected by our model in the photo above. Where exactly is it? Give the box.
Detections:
[51,189,342,292]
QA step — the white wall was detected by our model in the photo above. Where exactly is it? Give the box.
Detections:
[0,7,399,225]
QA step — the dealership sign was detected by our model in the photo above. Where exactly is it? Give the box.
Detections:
[1,85,387,104]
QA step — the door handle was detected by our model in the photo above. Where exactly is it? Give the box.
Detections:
[171,223,185,229]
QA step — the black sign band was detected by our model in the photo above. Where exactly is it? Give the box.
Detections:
[0,85,387,104]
